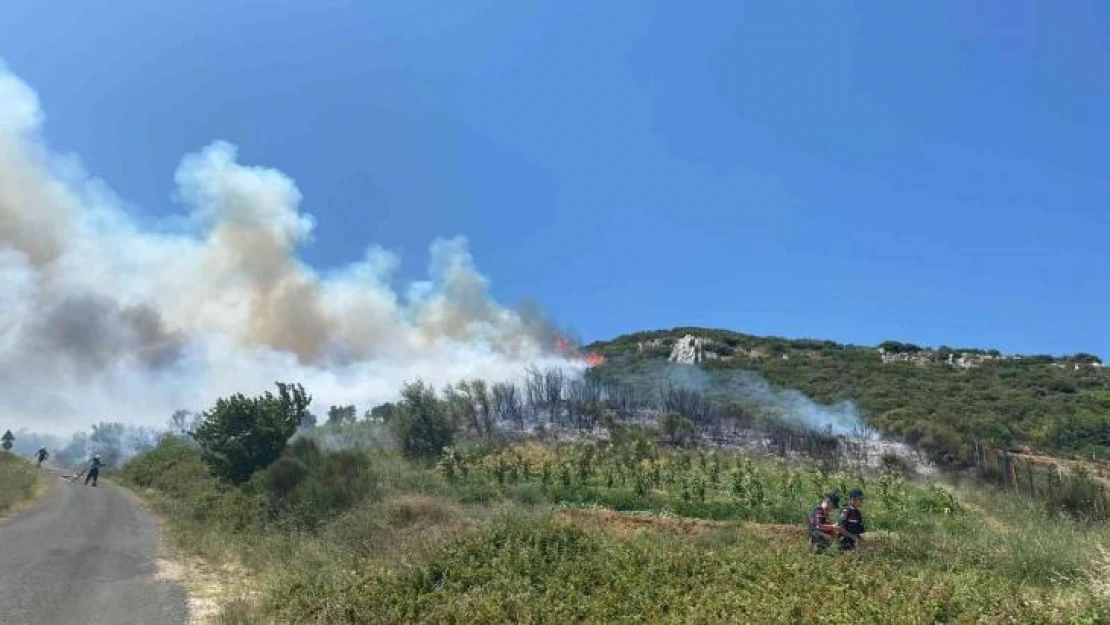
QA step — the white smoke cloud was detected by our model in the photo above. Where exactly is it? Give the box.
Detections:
[658,363,869,436]
[0,65,572,434]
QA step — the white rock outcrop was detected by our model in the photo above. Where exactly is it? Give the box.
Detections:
[669,335,707,365]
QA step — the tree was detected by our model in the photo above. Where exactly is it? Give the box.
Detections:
[327,405,357,426]
[543,368,566,425]
[660,413,696,447]
[492,383,524,430]
[444,380,493,437]
[191,382,312,484]
[391,380,456,460]
[661,385,715,428]
[524,367,545,422]
[469,380,493,436]
[368,403,399,424]
[1,430,13,451]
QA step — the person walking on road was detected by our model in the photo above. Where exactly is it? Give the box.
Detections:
[83,455,102,487]
[35,447,49,467]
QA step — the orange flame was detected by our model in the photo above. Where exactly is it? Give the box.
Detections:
[552,336,606,367]
[585,352,606,367]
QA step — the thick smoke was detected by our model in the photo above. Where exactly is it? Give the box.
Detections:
[0,65,571,434]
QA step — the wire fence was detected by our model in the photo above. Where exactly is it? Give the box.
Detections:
[974,443,1110,520]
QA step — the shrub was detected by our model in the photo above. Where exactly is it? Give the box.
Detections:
[880,452,913,475]
[392,381,457,461]
[660,413,696,447]
[0,452,40,514]
[191,382,312,484]
[254,438,380,529]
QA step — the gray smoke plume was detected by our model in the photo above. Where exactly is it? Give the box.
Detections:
[0,64,574,434]
[717,371,869,437]
[651,362,869,436]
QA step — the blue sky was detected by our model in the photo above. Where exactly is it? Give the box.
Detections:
[2,1,1108,357]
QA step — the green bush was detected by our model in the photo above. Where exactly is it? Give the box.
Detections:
[0,452,40,514]
[253,438,381,530]
[191,382,312,484]
[391,381,457,461]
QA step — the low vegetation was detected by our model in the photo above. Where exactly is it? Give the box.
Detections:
[0,451,44,517]
[123,382,1110,623]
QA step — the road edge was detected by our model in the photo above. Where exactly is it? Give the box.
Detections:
[120,484,256,625]
[0,462,51,522]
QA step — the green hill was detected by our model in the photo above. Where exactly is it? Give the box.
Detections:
[586,328,1110,463]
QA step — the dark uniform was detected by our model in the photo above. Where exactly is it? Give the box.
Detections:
[808,493,840,553]
[838,490,866,551]
[85,457,102,486]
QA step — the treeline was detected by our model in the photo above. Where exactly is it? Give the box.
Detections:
[587,328,1110,464]
[5,422,164,468]
[335,365,829,458]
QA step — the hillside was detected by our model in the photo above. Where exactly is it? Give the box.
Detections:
[116,371,1110,623]
[586,328,1110,464]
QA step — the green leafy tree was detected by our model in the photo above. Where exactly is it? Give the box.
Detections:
[191,382,312,484]
[1,430,13,451]
[392,380,457,460]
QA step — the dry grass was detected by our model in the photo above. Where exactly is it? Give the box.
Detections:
[1088,542,1110,603]
[157,555,255,625]
[322,494,480,568]
[0,453,47,519]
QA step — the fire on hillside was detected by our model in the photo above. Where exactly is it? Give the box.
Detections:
[554,338,607,368]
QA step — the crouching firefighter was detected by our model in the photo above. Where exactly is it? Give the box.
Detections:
[808,492,841,553]
[837,489,866,551]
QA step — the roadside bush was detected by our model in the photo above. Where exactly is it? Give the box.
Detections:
[392,381,457,461]
[122,435,210,494]
[253,438,381,530]
[0,451,40,515]
[191,382,312,484]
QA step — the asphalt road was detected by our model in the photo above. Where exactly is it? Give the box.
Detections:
[0,466,187,625]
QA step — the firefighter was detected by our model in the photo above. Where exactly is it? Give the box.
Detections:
[838,488,866,551]
[808,492,842,553]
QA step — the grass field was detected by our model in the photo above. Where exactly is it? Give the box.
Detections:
[0,451,45,518]
[124,434,1110,624]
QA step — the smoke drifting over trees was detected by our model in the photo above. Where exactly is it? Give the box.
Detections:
[0,64,572,433]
